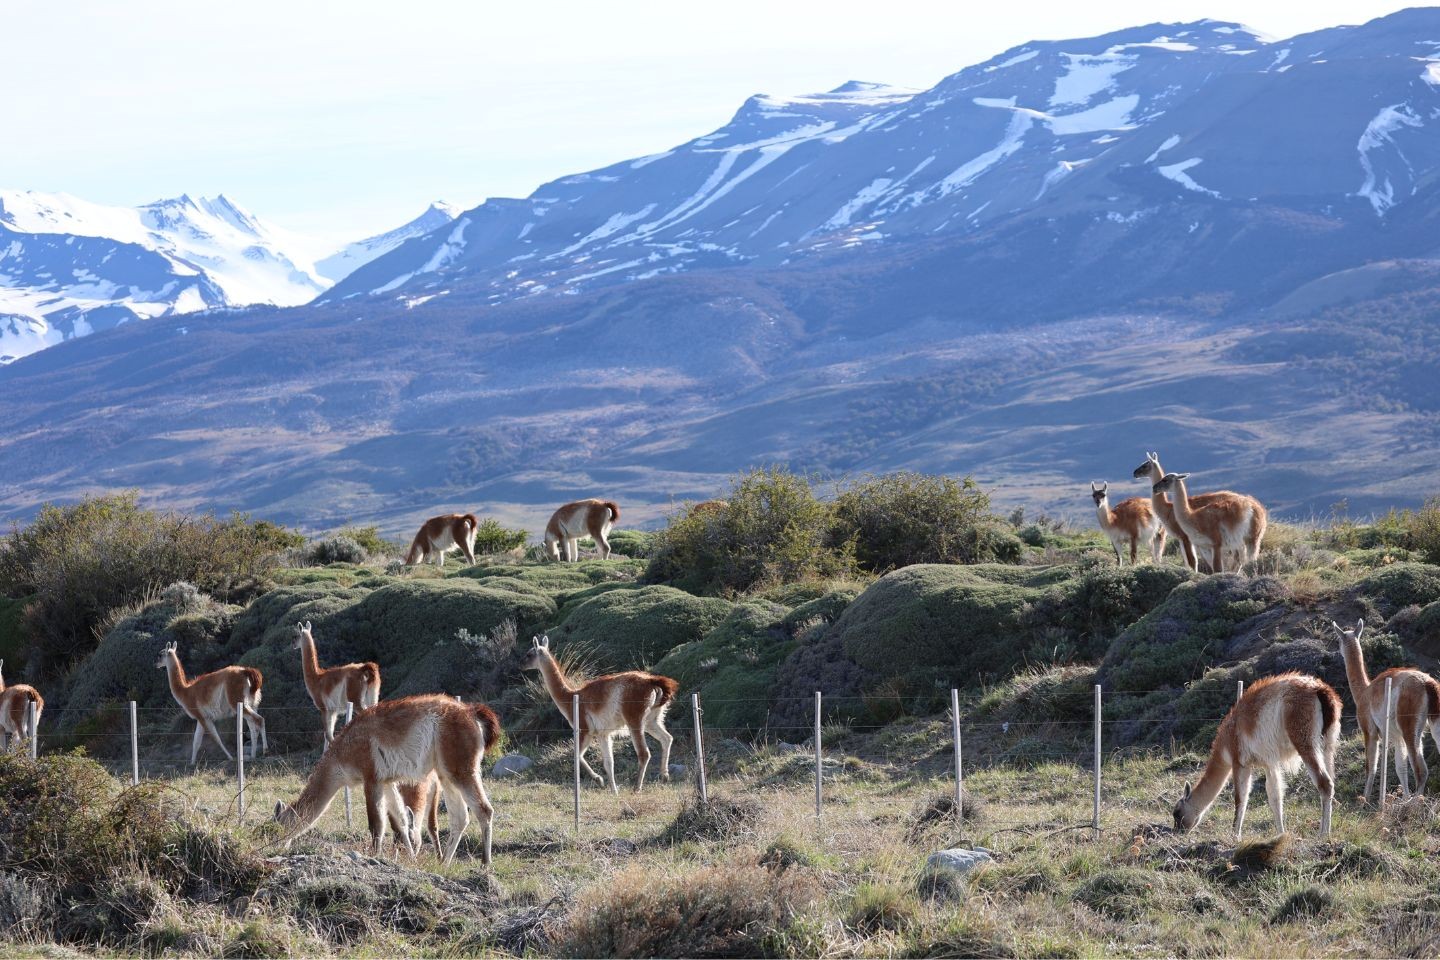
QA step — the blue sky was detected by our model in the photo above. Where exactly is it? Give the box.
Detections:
[1,0,1416,242]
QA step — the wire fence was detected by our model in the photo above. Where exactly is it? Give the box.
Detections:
[3,678,1399,845]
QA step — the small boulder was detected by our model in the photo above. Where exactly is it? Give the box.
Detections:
[925,848,994,876]
[668,763,687,777]
[491,754,534,778]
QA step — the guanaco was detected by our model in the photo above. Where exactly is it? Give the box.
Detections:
[1091,480,1166,564]
[521,634,677,792]
[1173,672,1339,837]
[293,621,381,743]
[543,499,619,561]
[274,695,500,865]
[1151,472,1267,573]
[1132,451,1227,571]
[155,643,267,765]
[404,513,479,566]
[0,660,43,752]
[1331,618,1440,800]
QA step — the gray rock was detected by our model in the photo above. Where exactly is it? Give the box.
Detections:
[668,763,687,777]
[491,753,534,778]
[925,848,993,876]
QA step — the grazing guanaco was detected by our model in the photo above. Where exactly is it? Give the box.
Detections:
[543,499,620,561]
[154,642,267,765]
[521,634,677,792]
[404,513,480,566]
[274,695,501,865]
[1132,451,1228,571]
[1151,472,1268,573]
[1173,672,1339,837]
[1091,481,1166,564]
[293,621,381,743]
[1331,618,1440,800]
[0,660,43,752]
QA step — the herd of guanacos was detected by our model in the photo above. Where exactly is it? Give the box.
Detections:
[0,475,1430,863]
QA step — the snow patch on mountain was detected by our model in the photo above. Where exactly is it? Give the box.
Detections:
[316,202,459,282]
[1157,158,1223,198]
[1356,104,1424,214]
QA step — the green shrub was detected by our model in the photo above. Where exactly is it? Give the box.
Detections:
[333,525,399,557]
[653,600,793,728]
[1356,562,1440,612]
[1272,885,1336,924]
[0,597,25,671]
[453,559,645,595]
[473,518,528,556]
[555,864,815,959]
[0,494,295,676]
[308,535,368,565]
[645,467,856,595]
[548,585,730,669]
[781,586,863,634]
[847,881,918,934]
[829,472,999,571]
[605,529,654,559]
[1073,869,1158,921]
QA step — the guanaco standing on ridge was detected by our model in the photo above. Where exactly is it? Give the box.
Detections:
[293,621,381,743]
[1090,481,1166,565]
[1172,672,1339,837]
[1151,471,1267,573]
[0,659,44,752]
[1331,618,1440,800]
[543,499,620,561]
[521,634,677,792]
[404,513,480,566]
[274,694,500,865]
[155,642,267,765]
[1132,451,1225,571]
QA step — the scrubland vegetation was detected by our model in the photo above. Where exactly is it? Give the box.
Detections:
[5,474,1440,957]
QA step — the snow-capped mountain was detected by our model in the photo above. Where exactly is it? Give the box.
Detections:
[315,202,460,282]
[0,193,456,363]
[327,10,1440,306]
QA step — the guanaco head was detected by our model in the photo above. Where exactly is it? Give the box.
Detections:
[292,620,314,651]
[540,536,562,562]
[1132,451,1163,482]
[1173,781,1198,832]
[1090,480,1109,507]
[154,641,178,670]
[1152,472,1189,496]
[272,800,300,846]
[1330,618,1365,645]
[519,634,552,672]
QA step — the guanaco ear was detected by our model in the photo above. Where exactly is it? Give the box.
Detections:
[1182,781,1192,800]
[540,634,551,649]
[1175,472,1190,480]
[273,800,283,818]
[1330,620,1345,636]
[1355,619,1365,640]
[304,620,312,631]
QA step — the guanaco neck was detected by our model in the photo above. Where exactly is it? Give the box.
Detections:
[1094,497,1116,532]
[164,653,193,701]
[1168,476,1197,528]
[1184,719,1236,820]
[1338,635,1372,703]
[299,634,325,690]
[537,650,580,719]
[287,750,348,832]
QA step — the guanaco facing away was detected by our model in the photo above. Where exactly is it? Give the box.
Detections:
[155,643,267,765]
[1331,618,1440,801]
[543,499,619,561]
[274,695,500,865]
[1090,481,1165,565]
[404,513,479,566]
[0,659,44,752]
[293,621,380,743]
[1173,672,1339,838]
[521,634,678,792]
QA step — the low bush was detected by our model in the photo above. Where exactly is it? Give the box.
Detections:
[547,585,731,669]
[308,535,368,566]
[473,518,529,556]
[653,600,793,729]
[829,472,1003,571]
[554,863,815,959]
[847,881,918,935]
[0,493,297,676]
[1355,562,1440,612]
[605,529,654,559]
[659,794,764,844]
[645,467,856,595]
[333,525,399,558]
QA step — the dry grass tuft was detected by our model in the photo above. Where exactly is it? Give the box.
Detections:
[1231,834,1290,871]
[658,793,763,845]
[905,790,983,842]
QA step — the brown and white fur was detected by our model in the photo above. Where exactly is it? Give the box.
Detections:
[521,634,677,792]
[404,513,479,566]
[1091,481,1166,565]
[1151,472,1268,573]
[293,621,381,743]
[1332,618,1440,801]
[0,659,44,752]
[273,695,500,865]
[1173,672,1340,837]
[543,499,619,561]
[1132,451,1230,571]
[154,642,267,765]
[393,773,442,855]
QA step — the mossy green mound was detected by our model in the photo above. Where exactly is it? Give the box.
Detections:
[450,559,645,594]
[547,585,731,669]
[832,563,1191,694]
[653,600,792,729]
[782,587,863,633]
[1355,562,1440,612]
